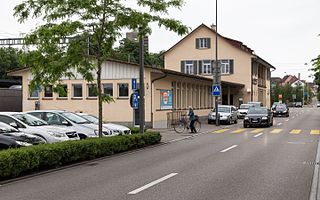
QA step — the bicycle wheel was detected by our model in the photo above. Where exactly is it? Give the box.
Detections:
[194,120,201,133]
[174,121,185,133]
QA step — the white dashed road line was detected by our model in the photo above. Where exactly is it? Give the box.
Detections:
[254,133,264,138]
[220,145,238,153]
[128,173,178,195]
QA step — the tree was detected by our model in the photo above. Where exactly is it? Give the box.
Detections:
[0,47,24,79]
[110,38,164,67]
[14,0,188,137]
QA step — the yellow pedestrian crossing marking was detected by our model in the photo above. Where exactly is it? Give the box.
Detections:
[310,130,320,135]
[250,129,264,134]
[231,129,246,134]
[290,129,301,134]
[271,129,282,134]
[208,128,319,135]
[211,129,229,134]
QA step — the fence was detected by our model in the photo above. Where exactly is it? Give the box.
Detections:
[0,88,22,112]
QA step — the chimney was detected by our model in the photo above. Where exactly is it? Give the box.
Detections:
[298,73,300,80]
[210,24,216,31]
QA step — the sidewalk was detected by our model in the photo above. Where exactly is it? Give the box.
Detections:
[150,123,228,143]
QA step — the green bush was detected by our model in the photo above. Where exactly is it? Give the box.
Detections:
[0,132,161,180]
[129,126,148,134]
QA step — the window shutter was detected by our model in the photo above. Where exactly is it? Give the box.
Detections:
[196,38,199,49]
[207,38,211,48]
[181,61,185,73]
[229,59,234,74]
[193,60,198,74]
[198,61,202,74]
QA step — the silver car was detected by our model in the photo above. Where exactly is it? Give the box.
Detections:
[208,105,238,125]
[0,112,73,143]
[27,110,113,139]
[76,113,131,135]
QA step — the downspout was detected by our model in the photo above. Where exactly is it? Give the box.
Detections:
[151,72,168,128]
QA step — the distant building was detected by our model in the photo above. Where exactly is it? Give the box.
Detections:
[126,32,149,52]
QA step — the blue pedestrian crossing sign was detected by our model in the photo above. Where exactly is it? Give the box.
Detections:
[212,85,221,96]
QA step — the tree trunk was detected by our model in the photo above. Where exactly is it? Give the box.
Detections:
[97,58,103,138]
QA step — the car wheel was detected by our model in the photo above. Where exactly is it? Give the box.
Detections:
[208,120,211,124]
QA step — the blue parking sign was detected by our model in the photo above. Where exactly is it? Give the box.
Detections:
[132,79,137,90]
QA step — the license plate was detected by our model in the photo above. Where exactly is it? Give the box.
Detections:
[252,120,258,123]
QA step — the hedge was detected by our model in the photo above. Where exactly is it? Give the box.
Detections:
[0,132,161,180]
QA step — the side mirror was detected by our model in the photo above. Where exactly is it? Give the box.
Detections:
[9,122,19,129]
[61,121,70,126]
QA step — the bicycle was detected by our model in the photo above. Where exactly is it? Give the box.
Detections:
[174,115,201,133]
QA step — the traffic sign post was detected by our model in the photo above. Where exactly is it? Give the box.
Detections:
[132,78,137,90]
[212,85,221,97]
[130,92,139,110]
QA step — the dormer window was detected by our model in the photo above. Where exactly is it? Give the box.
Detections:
[196,38,211,49]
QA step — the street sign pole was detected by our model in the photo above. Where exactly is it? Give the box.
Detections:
[214,0,220,126]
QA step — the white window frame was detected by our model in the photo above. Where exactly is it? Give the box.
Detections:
[118,83,129,98]
[220,60,230,75]
[202,60,212,74]
[184,61,194,75]
[29,85,40,98]
[72,84,83,98]
[199,38,209,49]
[87,84,97,98]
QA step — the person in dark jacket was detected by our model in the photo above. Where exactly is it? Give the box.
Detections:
[188,106,197,133]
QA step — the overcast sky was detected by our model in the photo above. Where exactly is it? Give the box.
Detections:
[1,0,319,82]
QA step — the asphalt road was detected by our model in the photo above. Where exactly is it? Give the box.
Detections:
[1,106,319,200]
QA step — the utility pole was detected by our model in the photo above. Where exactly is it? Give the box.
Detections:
[139,28,145,134]
[213,0,221,126]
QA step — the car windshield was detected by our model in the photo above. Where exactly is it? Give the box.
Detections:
[61,112,91,124]
[247,108,268,114]
[213,107,230,113]
[0,122,19,133]
[12,114,48,126]
[240,104,250,109]
[80,115,99,124]
[276,104,287,109]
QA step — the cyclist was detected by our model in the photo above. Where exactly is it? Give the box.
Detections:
[188,106,197,133]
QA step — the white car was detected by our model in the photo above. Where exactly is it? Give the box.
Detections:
[208,105,238,125]
[0,112,74,143]
[76,113,131,135]
[27,110,113,139]
[237,104,253,119]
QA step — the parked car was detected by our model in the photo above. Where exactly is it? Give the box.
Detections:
[273,103,289,117]
[27,110,113,139]
[243,107,273,128]
[76,113,131,135]
[0,112,72,143]
[0,122,46,145]
[317,102,320,107]
[247,101,262,107]
[295,102,303,108]
[0,134,25,150]
[237,104,253,119]
[208,105,238,125]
